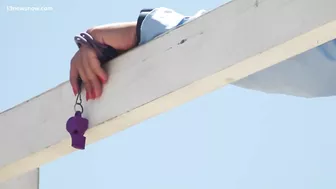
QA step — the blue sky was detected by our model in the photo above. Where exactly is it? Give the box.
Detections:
[1,0,336,188]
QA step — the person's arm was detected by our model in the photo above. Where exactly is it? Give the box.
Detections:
[86,22,137,51]
[69,8,198,100]
[70,22,137,100]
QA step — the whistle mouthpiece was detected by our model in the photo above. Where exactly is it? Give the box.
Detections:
[70,134,86,150]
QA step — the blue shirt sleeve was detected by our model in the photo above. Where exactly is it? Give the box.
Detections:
[139,7,206,45]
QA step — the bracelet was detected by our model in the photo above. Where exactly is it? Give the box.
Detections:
[74,32,119,63]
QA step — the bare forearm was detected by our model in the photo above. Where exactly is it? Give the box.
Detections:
[86,21,137,50]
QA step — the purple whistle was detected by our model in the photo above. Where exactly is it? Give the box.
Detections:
[66,111,89,150]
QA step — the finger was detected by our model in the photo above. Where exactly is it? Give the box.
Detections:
[70,51,80,95]
[87,49,108,83]
[87,53,105,98]
[77,58,92,101]
[82,53,102,99]
[90,76,102,99]
[80,46,96,99]
[70,63,79,95]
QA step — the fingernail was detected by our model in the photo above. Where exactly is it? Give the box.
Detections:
[91,91,96,99]
[86,91,89,101]
[99,76,107,84]
[95,91,100,99]
[73,88,77,96]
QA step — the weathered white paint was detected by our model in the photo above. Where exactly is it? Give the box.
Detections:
[1,0,336,182]
[0,169,38,189]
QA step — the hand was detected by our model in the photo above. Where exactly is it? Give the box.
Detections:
[70,45,108,100]
[69,22,137,100]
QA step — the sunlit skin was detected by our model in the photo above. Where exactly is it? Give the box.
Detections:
[70,22,137,100]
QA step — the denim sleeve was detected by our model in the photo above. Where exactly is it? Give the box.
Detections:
[138,8,206,45]
[138,7,185,45]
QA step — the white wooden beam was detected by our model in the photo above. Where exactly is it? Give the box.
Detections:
[1,0,336,182]
[0,169,39,189]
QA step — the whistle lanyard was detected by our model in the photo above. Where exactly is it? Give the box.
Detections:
[66,32,118,150]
